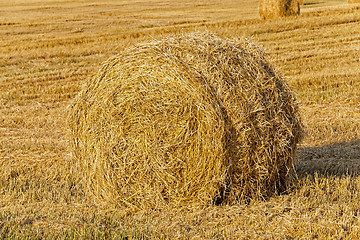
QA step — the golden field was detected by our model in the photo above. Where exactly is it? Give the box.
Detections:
[0,0,360,238]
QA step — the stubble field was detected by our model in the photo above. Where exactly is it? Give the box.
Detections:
[1,0,360,238]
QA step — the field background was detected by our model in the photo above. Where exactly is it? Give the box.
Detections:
[1,0,360,238]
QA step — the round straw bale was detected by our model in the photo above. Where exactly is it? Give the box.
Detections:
[69,32,302,210]
[259,0,300,20]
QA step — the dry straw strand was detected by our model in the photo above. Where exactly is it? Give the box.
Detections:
[69,32,302,211]
[259,0,301,20]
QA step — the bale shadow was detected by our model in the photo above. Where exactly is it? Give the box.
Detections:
[304,2,325,6]
[295,139,360,178]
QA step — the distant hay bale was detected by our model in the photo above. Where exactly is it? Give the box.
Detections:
[259,0,300,20]
[69,32,302,211]
[348,0,360,3]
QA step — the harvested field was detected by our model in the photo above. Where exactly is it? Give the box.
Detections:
[1,0,360,238]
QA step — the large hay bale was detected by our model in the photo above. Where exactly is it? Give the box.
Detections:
[69,32,302,211]
[259,0,300,20]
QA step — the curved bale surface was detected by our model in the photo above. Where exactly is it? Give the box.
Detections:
[259,0,300,20]
[69,32,302,211]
